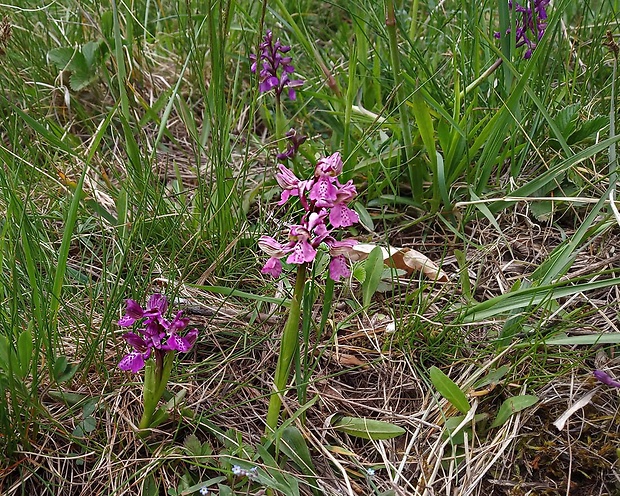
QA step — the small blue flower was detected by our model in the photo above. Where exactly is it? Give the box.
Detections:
[366,468,376,477]
[199,487,209,496]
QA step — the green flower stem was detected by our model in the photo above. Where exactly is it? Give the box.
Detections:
[384,0,420,200]
[265,263,307,433]
[275,95,286,154]
[408,0,419,40]
[138,351,174,433]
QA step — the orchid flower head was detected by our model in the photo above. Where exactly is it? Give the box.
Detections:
[259,152,359,281]
[117,294,198,373]
[495,0,550,59]
[250,30,304,100]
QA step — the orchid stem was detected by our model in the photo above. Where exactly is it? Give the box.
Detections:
[265,263,306,433]
[275,95,286,153]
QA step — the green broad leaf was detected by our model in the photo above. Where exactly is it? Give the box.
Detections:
[473,365,510,389]
[280,427,316,476]
[352,263,366,283]
[362,246,385,308]
[429,366,471,414]
[48,390,89,406]
[183,434,203,456]
[530,200,554,222]
[332,416,405,440]
[47,47,81,71]
[542,332,620,346]
[17,327,33,378]
[553,104,579,136]
[441,413,489,444]
[568,116,607,145]
[491,395,539,428]
[70,68,96,91]
[354,203,374,232]
[72,416,96,437]
[81,39,104,67]
[82,398,98,418]
[53,356,78,383]
[217,485,233,496]
[82,416,97,433]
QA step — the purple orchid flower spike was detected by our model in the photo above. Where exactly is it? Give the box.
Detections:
[259,152,359,282]
[251,30,304,100]
[117,294,199,373]
[495,0,550,59]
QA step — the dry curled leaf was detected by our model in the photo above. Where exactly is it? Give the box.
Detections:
[350,243,449,282]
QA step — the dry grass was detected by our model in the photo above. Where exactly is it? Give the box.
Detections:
[3,199,620,495]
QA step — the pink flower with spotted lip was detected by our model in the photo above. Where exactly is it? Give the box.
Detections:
[329,203,359,228]
[260,152,360,281]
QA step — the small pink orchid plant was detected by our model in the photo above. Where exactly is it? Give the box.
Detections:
[117,294,198,433]
[260,152,359,432]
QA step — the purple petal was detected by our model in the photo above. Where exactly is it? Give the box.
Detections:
[119,351,146,373]
[119,299,145,326]
[258,236,289,258]
[278,188,298,205]
[167,311,189,332]
[327,238,358,256]
[275,164,301,190]
[286,239,316,264]
[329,203,359,228]
[164,329,198,353]
[147,294,168,315]
[594,370,620,388]
[315,152,343,176]
[118,315,137,327]
[260,76,280,93]
[335,179,357,203]
[329,255,351,281]
[309,176,338,207]
[123,332,148,351]
[262,257,283,277]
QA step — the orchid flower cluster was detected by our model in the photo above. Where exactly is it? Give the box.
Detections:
[250,30,303,100]
[118,294,198,373]
[495,0,549,59]
[118,294,198,432]
[258,152,359,281]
